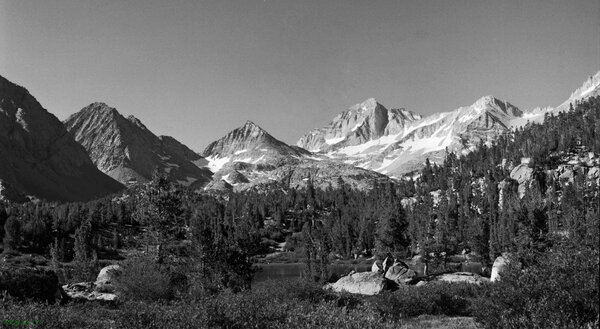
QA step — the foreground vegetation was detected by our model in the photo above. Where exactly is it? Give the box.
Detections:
[2,240,598,329]
[2,279,483,329]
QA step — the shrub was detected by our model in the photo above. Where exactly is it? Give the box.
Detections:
[369,282,485,320]
[473,241,599,329]
[113,255,174,301]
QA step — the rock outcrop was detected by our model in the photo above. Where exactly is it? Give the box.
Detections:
[62,282,117,302]
[0,75,124,201]
[510,160,535,198]
[326,271,391,296]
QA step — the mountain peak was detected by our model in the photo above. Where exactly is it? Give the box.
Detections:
[202,120,302,167]
[297,98,423,152]
[81,102,119,116]
[243,120,263,130]
[472,95,500,111]
[350,98,380,112]
[476,95,496,102]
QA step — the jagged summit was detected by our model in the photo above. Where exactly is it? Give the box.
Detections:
[0,75,124,201]
[239,120,270,137]
[65,103,211,188]
[297,98,421,152]
[461,95,523,119]
[350,97,379,112]
[244,120,260,127]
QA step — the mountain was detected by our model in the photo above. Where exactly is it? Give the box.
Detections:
[298,96,523,177]
[202,120,307,173]
[0,75,124,202]
[297,98,422,152]
[64,102,211,188]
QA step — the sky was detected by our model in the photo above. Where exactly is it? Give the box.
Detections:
[1,0,599,151]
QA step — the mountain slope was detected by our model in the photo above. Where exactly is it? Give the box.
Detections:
[556,71,600,111]
[513,70,600,126]
[0,75,124,202]
[64,102,211,188]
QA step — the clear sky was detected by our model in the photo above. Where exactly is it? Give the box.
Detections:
[1,0,599,151]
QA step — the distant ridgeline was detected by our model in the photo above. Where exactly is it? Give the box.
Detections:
[0,97,598,269]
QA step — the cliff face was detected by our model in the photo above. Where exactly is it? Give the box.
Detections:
[0,75,124,202]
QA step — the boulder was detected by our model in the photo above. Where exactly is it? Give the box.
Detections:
[434,272,489,285]
[95,264,122,293]
[587,167,600,180]
[510,164,534,198]
[371,260,383,273]
[491,256,508,282]
[384,261,416,284]
[327,272,391,295]
[382,257,394,274]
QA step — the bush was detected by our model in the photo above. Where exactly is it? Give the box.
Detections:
[114,255,174,301]
[473,241,599,329]
[369,282,485,320]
